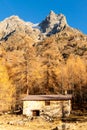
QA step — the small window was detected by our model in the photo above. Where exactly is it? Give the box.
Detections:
[32,110,40,116]
[45,100,50,106]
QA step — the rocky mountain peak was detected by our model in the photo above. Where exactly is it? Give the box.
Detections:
[0,11,79,43]
[48,10,57,19]
[0,15,43,42]
[5,15,21,21]
[39,11,68,36]
[0,15,32,31]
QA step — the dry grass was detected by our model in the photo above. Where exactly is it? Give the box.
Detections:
[0,114,61,130]
[0,114,87,130]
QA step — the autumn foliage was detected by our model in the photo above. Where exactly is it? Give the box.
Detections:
[0,28,87,111]
[0,59,15,111]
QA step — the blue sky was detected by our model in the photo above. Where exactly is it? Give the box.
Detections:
[0,0,87,34]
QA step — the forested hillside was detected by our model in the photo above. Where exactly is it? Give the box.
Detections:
[0,11,87,111]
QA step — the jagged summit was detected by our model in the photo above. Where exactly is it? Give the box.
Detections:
[0,11,82,42]
[49,10,57,19]
[39,11,68,36]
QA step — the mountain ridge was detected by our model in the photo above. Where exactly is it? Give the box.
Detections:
[0,11,72,42]
[0,11,87,111]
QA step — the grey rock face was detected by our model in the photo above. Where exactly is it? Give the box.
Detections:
[0,11,68,42]
[0,16,43,42]
[39,11,68,36]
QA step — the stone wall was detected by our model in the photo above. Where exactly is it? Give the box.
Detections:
[23,101,44,116]
[42,101,62,118]
[23,100,71,118]
[62,100,71,117]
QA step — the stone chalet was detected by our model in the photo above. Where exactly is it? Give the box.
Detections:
[22,95,72,118]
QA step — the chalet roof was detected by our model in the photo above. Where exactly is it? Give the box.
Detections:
[22,95,72,101]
